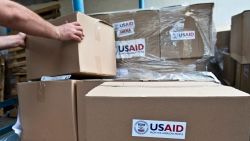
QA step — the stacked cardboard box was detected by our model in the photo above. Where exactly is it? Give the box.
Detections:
[214,30,236,86]
[90,3,215,80]
[230,11,250,93]
[222,53,236,86]
[160,3,214,59]
[17,4,250,141]
[27,13,116,80]
[18,80,250,141]
[235,64,250,93]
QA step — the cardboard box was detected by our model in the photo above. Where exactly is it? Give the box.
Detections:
[18,80,78,141]
[235,63,250,93]
[160,10,204,59]
[160,3,214,59]
[89,13,110,24]
[216,30,230,50]
[230,11,250,64]
[27,13,116,80]
[77,81,250,141]
[18,80,250,141]
[134,10,160,61]
[222,53,236,86]
[90,10,161,61]
[85,0,139,14]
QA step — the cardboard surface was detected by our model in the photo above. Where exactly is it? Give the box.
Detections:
[27,13,116,80]
[85,0,138,14]
[160,3,214,59]
[235,63,242,89]
[230,11,250,64]
[18,80,78,141]
[222,53,236,86]
[235,62,250,93]
[216,30,230,50]
[77,81,250,141]
[91,10,161,60]
[160,12,204,59]
[18,80,250,141]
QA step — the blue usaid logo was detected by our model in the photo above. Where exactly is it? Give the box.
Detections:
[134,121,149,134]
[132,119,187,139]
[115,39,146,59]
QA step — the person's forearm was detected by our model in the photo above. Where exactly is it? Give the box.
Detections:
[0,35,22,50]
[0,0,59,39]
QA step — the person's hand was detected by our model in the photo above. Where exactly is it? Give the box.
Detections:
[14,32,26,47]
[0,32,26,50]
[56,22,84,42]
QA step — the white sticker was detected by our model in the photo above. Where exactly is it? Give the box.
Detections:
[116,39,146,59]
[41,75,71,81]
[170,31,195,41]
[113,20,135,37]
[132,119,187,140]
[117,28,135,38]
[117,68,129,76]
[243,65,250,78]
[113,20,135,31]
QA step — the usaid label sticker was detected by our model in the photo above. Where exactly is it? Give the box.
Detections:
[117,28,135,38]
[113,20,135,37]
[170,31,195,41]
[113,20,135,31]
[132,119,187,140]
[116,39,146,59]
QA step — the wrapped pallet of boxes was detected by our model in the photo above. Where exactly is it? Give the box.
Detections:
[215,30,230,71]
[222,53,236,86]
[231,10,250,64]
[235,63,250,93]
[18,80,250,141]
[26,13,116,80]
[160,3,214,59]
[230,11,250,93]
[90,3,215,80]
[91,9,161,61]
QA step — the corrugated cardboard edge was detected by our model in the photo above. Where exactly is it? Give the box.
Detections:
[76,12,113,27]
[88,8,160,16]
[17,80,79,141]
[76,81,104,141]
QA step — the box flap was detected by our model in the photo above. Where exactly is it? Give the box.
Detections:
[86,82,249,97]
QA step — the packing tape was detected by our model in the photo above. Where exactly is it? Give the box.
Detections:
[95,22,101,41]
[37,82,46,103]
[95,56,102,73]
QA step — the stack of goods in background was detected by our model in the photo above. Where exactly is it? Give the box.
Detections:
[230,10,250,93]
[90,3,217,81]
[215,30,236,86]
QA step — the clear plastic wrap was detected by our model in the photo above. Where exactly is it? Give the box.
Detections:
[160,3,215,59]
[90,9,161,61]
[215,31,230,70]
[89,3,217,81]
